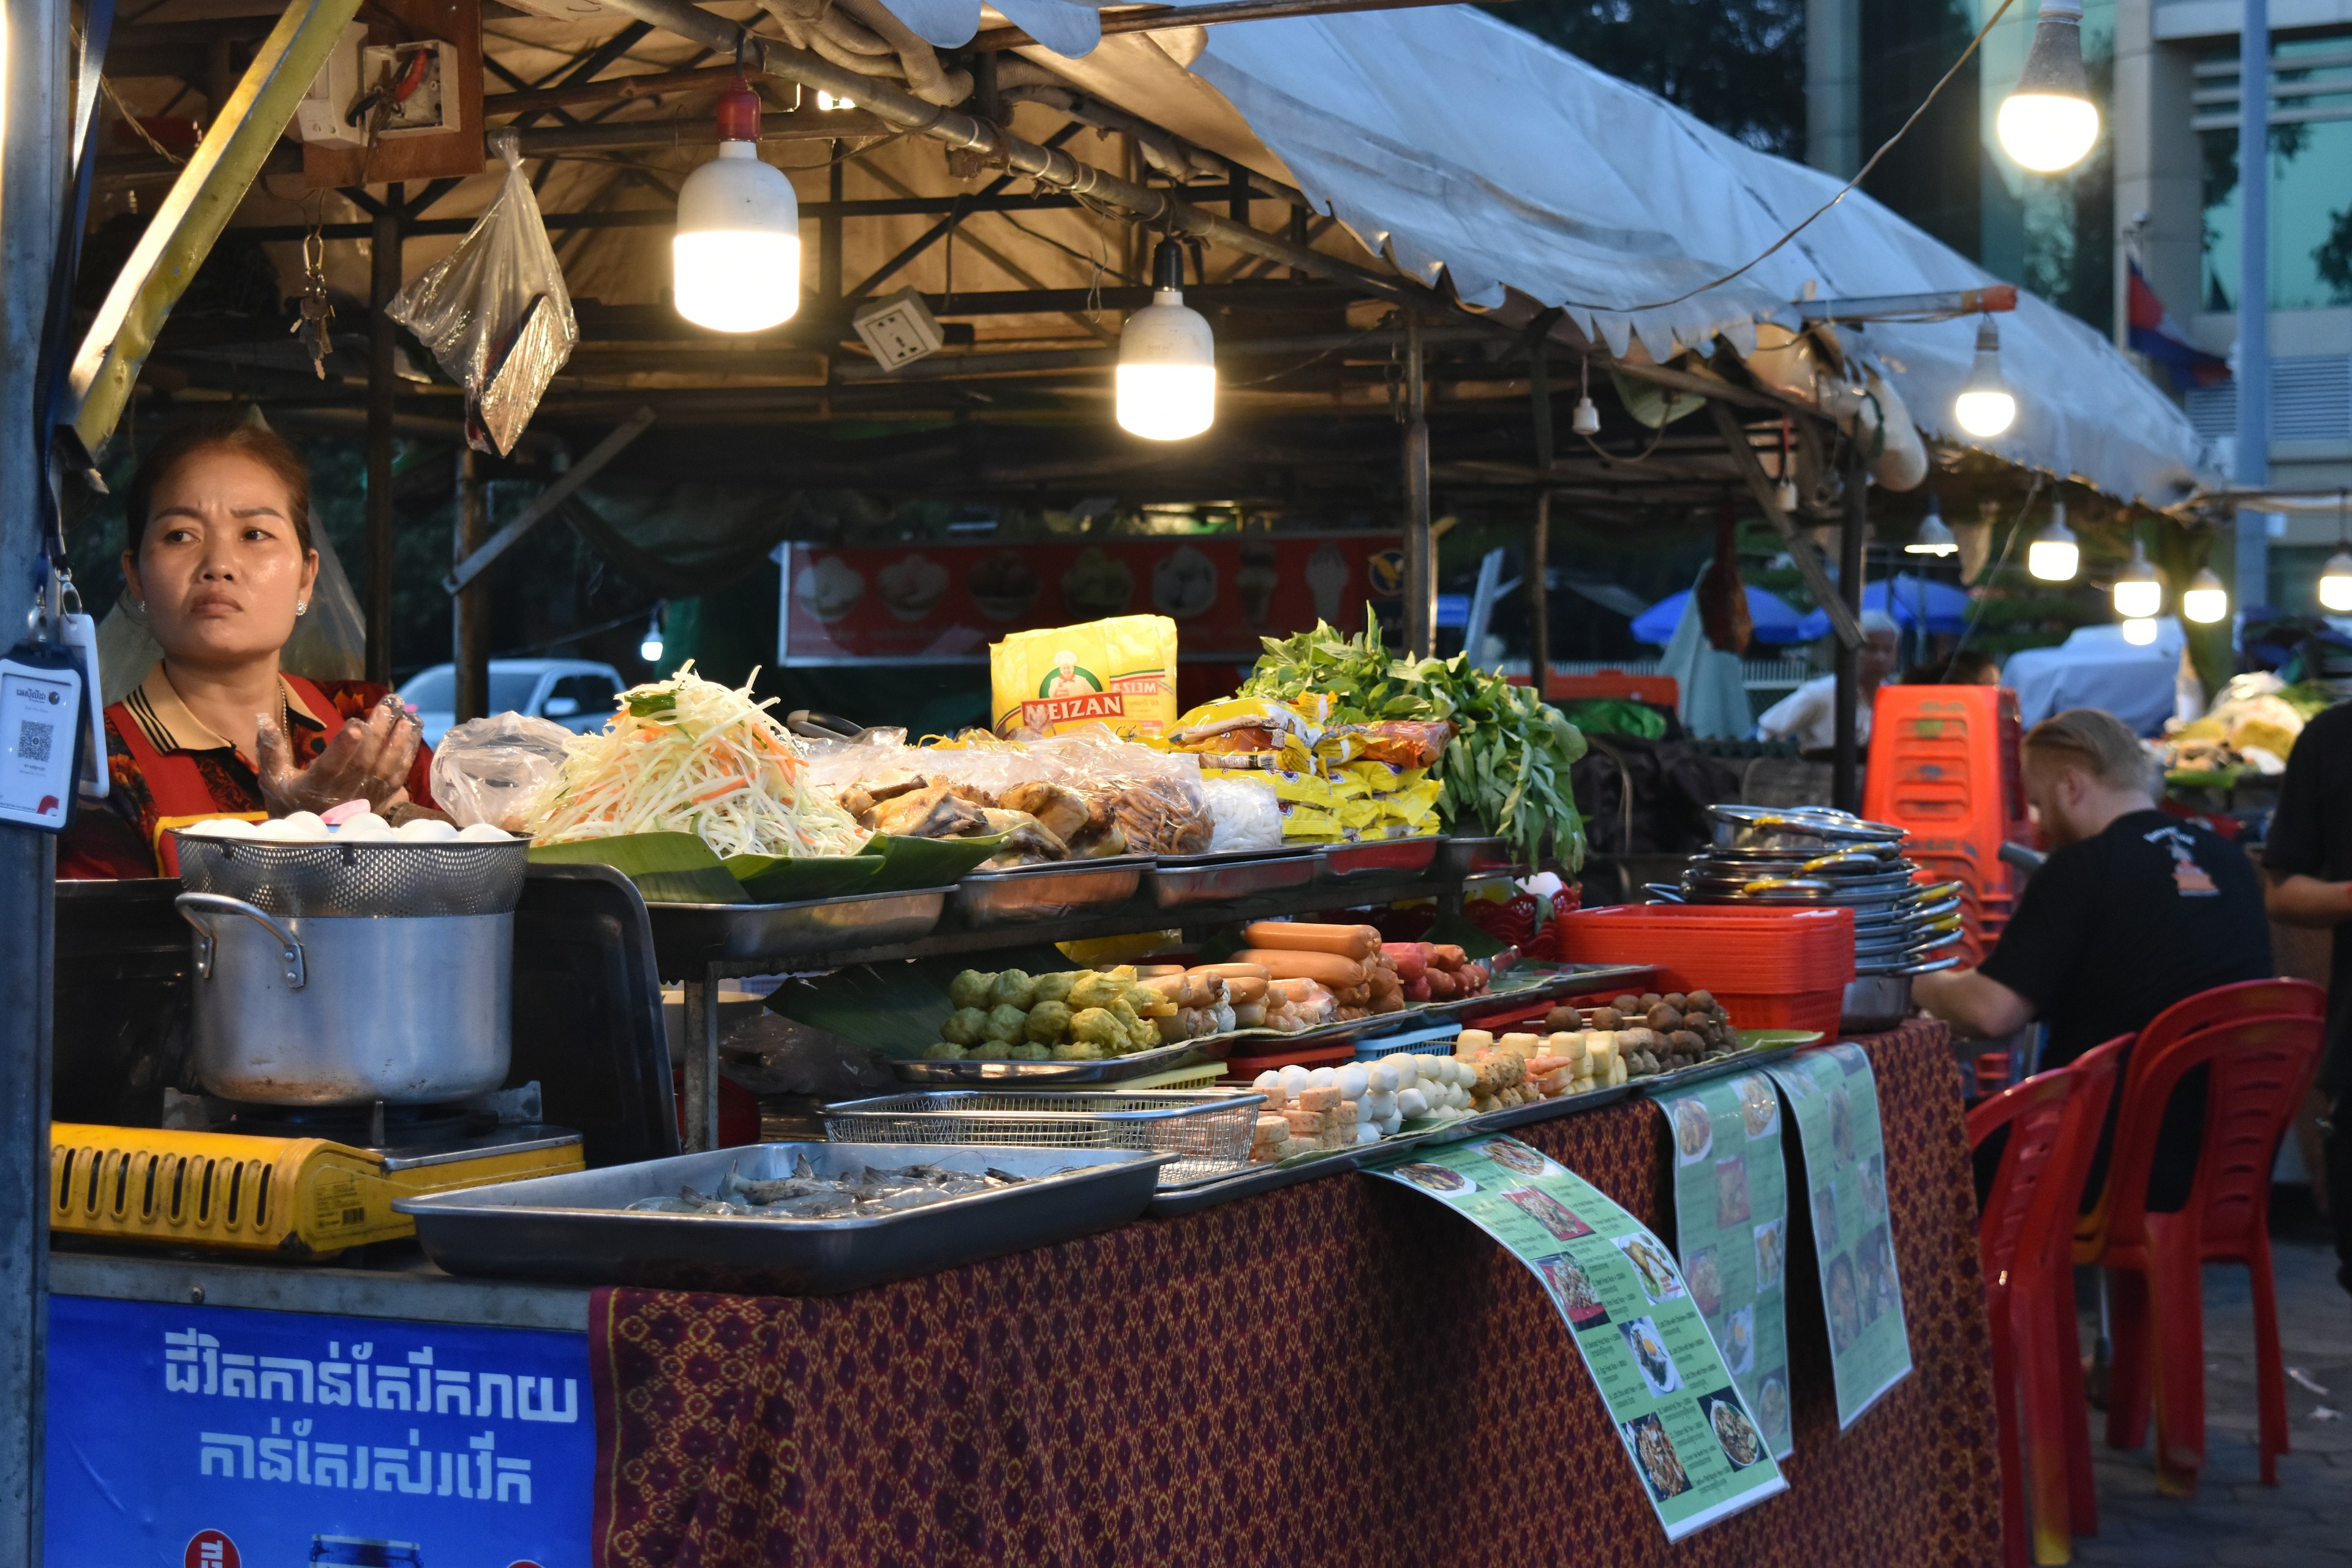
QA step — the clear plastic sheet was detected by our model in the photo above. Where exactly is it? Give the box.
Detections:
[429,711,577,829]
[387,130,577,456]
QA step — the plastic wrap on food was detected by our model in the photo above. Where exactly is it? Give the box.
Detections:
[386,130,577,456]
[1201,775,1281,852]
[429,712,578,830]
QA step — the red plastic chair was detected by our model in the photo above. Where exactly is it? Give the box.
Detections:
[1969,1038,2122,1566]
[2096,1006,2325,1494]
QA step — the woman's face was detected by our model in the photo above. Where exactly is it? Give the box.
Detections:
[121,448,318,671]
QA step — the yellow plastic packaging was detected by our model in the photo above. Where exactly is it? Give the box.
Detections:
[991,615,1178,738]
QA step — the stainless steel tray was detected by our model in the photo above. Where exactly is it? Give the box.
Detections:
[1414,1081,1635,1143]
[1142,848,1319,910]
[1438,835,1518,880]
[891,1038,1223,1085]
[1316,835,1443,880]
[952,857,1147,926]
[394,1142,1169,1295]
[823,1089,1263,1186]
[1630,1043,1807,1098]
[646,886,950,974]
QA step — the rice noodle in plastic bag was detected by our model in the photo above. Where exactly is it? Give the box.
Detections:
[388,130,576,455]
[429,712,577,831]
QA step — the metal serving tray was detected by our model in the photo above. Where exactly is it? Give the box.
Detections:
[952,856,1147,926]
[1316,835,1444,880]
[1142,848,1319,910]
[823,1089,1264,1186]
[891,1038,1226,1085]
[394,1142,1169,1295]
[646,886,950,974]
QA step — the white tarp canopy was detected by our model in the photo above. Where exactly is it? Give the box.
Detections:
[1005,1,2212,508]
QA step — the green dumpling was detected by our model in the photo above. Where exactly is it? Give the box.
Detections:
[990,969,1037,1009]
[948,970,996,1010]
[940,1007,989,1046]
[921,1040,967,1060]
[1025,1000,1074,1044]
[982,1003,1029,1044]
[1032,971,1077,1004]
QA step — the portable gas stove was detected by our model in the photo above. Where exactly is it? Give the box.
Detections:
[52,1085,582,1259]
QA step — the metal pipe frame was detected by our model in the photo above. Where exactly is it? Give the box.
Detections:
[968,0,1520,51]
[1834,437,1866,812]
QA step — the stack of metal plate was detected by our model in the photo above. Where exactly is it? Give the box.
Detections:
[1644,807,1962,978]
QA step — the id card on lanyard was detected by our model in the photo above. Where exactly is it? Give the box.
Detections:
[0,650,85,831]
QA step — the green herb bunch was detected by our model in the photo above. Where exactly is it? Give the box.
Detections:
[1240,614,1588,870]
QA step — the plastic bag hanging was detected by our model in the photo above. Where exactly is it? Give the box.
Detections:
[388,130,578,455]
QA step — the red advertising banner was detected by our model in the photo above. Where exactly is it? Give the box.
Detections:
[780,533,1398,664]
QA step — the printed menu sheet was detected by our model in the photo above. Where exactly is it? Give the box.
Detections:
[1766,1042,1913,1427]
[1369,1136,1787,1539]
[1661,1072,1794,1459]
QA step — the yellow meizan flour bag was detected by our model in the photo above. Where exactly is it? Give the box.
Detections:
[991,615,1178,737]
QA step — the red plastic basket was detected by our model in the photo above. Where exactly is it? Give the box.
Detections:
[1557,905,1856,995]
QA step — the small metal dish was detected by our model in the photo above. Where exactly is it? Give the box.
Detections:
[952,856,1147,925]
[646,886,951,974]
[1438,835,1518,880]
[1317,835,1444,880]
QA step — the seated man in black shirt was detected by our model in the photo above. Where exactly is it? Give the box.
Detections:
[1916,707,2273,1210]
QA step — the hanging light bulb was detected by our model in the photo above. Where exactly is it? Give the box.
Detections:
[2120,617,2158,646]
[2113,542,2163,619]
[672,85,801,333]
[2323,494,2352,612]
[1953,316,2018,438]
[640,603,666,665]
[1997,0,2100,173]
[2027,500,2079,581]
[1117,237,1216,440]
[1905,496,1958,556]
[1775,476,1800,514]
[1570,356,1601,436]
[2180,568,2229,624]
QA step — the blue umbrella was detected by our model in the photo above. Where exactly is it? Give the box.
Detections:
[1793,576,1972,640]
[1630,584,1810,646]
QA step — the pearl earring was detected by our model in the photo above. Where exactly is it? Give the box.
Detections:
[295,600,307,616]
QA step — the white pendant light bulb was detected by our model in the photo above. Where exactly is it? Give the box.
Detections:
[2113,542,2163,619]
[1997,0,2100,173]
[2324,494,2352,612]
[1953,315,2017,438]
[2181,568,2229,624]
[2027,500,2079,581]
[2120,617,2158,646]
[640,604,665,665]
[673,86,801,333]
[1905,496,1958,556]
[1570,356,1600,436]
[1775,477,1799,514]
[1117,238,1216,440]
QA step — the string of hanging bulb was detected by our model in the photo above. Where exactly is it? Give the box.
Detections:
[1116,236,1217,440]
[2027,500,2078,581]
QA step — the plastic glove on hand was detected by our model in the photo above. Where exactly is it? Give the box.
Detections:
[258,695,420,816]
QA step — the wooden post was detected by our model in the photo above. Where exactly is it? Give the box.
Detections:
[1529,490,1551,701]
[820,141,843,305]
[1403,311,1433,658]
[454,446,490,721]
[364,195,402,685]
[1834,441,1866,812]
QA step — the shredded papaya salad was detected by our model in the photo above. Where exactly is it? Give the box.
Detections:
[526,663,869,858]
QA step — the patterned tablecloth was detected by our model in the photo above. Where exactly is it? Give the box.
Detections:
[590,1019,1996,1567]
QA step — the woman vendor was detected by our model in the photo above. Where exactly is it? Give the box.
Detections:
[59,419,435,879]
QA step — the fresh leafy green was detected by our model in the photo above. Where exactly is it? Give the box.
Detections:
[1242,612,1588,871]
[529,831,745,904]
[625,690,676,718]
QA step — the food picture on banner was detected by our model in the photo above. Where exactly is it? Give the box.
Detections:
[876,554,950,622]
[1914,709,2274,1215]
[1700,1390,1766,1469]
[1237,541,1279,624]
[1723,1305,1756,1374]
[1483,1139,1561,1180]
[1828,1087,1855,1166]
[1151,544,1219,618]
[1826,1253,1863,1353]
[1714,1155,1752,1227]
[1622,1413,1694,1501]
[1736,1076,1779,1138]
[1503,1185,1594,1242]
[1394,1163,1475,1196]
[1618,1233,1685,1302]
[1812,1183,1839,1246]
[1754,1218,1787,1291]
[1758,1371,1792,1441]
[796,554,865,622]
[1672,1098,1714,1164]
[970,551,1043,621]
[1538,1254,1611,1327]
[1858,1225,1899,1324]
[1684,1246,1725,1317]
[1062,547,1135,617]
[1856,1153,1887,1218]
[1621,1317,1684,1396]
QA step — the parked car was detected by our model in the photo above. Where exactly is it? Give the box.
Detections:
[398,658,626,748]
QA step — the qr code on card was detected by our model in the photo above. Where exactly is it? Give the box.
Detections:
[16,718,51,764]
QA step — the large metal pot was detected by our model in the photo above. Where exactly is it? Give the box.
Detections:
[176,891,513,1105]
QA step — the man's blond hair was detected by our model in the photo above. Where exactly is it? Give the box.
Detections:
[2023,707,2160,794]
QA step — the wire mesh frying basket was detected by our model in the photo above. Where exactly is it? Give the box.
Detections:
[172,834,530,918]
[821,1090,1264,1187]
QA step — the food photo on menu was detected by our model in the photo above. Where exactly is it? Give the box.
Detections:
[1538,1254,1611,1329]
[1623,1413,1694,1502]
[1618,1233,1686,1303]
[1502,1185,1594,1242]
[1700,1390,1767,1470]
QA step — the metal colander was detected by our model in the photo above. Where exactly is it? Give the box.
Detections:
[172,834,529,918]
